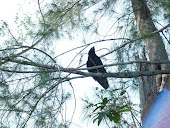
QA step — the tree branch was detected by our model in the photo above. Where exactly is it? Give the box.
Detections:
[101,23,170,57]
[1,60,170,78]
[1,56,170,78]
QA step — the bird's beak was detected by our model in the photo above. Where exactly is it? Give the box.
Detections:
[91,47,95,51]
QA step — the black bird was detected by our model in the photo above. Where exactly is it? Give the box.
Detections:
[87,47,109,89]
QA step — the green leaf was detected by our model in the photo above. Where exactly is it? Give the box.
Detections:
[98,119,102,126]
[119,104,128,109]
[107,112,121,123]
[93,111,109,124]
[93,117,98,123]
[109,115,114,121]
[120,90,126,95]
[98,112,106,119]
[100,105,105,110]
[93,106,100,112]
[111,88,121,92]
[102,98,108,105]
[118,109,130,113]
[110,110,118,115]
[113,115,121,123]
[93,105,103,112]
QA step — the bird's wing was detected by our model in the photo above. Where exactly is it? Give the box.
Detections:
[93,55,107,72]
[87,54,107,72]
[93,55,103,65]
[93,77,109,89]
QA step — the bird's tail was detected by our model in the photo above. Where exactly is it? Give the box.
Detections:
[94,77,109,89]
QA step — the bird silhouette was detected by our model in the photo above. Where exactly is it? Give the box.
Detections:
[87,47,109,89]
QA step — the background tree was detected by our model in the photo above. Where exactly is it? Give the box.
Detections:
[0,0,169,127]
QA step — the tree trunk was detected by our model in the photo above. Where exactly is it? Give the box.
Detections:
[131,0,170,121]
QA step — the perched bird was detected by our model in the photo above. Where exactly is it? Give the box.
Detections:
[87,47,109,89]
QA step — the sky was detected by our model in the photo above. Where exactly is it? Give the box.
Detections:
[1,1,169,128]
[0,1,19,21]
[0,1,110,128]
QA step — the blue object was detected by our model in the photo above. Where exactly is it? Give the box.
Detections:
[142,88,170,128]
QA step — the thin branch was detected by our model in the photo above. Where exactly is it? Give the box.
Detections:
[74,24,170,69]
[21,74,80,127]
[38,0,46,31]
[101,23,170,57]
[161,31,170,44]
[78,60,170,70]
[152,23,170,35]
[55,38,130,59]
[1,66,170,79]
[2,55,170,70]
[0,45,56,63]
[19,45,56,63]
[1,56,170,77]
[8,29,19,44]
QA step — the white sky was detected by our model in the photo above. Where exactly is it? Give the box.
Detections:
[2,1,169,128]
[0,1,19,21]
[0,1,108,128]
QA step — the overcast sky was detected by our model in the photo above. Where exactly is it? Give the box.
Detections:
[0,1,109,128]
